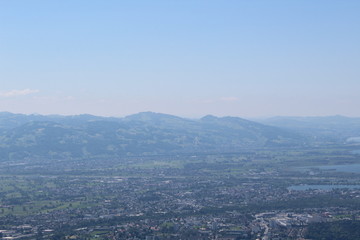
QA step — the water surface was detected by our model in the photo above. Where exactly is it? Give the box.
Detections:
[288,185,360,191]
[299,164,360,174]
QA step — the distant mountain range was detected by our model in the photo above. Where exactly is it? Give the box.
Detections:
[1,112,360,161]
[0,112,307,161]
[257,115,360,143]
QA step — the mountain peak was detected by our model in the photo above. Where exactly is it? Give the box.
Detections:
[201,115,218,121]
[124,112,184,122]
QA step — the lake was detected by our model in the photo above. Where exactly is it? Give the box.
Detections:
[288,185,360,191]
[299,164,360,174]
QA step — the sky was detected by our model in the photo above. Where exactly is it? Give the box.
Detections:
[1,0,360,118]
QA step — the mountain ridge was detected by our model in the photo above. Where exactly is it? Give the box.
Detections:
[0,111,306,161]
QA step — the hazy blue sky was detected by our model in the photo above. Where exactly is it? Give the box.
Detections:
[1,0,360,118]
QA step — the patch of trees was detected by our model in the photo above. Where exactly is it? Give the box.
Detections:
[305,220,360,240]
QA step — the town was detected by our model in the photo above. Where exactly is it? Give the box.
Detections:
[0,147,360,239]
